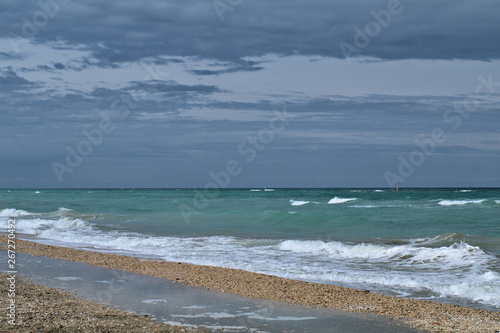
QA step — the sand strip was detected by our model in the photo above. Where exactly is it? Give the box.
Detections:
[2,236,499,332]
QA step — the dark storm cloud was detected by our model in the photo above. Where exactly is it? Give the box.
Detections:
[2,0,499,188]
[2,0,499,66]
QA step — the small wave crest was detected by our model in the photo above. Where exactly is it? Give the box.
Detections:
[418,233,469,246]
[289,200,309,206]
[327,197,357,204]
[438,199,486,206]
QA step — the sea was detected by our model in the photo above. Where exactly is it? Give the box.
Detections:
[1,188,499,311]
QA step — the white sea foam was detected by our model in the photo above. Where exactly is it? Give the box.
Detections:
[458,189,472,192]
[327,197,357,204]
[438,199,486,206]
[249,189,262,191]
[54,276,81,281]
[495,200,500,204]
[374,190,384,192]
[248,314,317,321]
[142,299,168,304]
[289,200,309,206]
[264,188,275,191]
[182,305,207,309]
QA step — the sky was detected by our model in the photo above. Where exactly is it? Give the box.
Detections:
[1,0,499,188]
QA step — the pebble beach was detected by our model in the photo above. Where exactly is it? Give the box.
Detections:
[1,236,499,333]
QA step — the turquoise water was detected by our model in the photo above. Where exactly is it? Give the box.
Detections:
[1,188,499,309]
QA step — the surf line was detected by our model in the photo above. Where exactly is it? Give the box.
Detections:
[178,105,289,223]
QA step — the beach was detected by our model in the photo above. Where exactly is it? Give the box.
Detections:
[2,236,499,333]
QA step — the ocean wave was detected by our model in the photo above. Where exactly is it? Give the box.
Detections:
[277,238,499,306]
[278,239,489,266]
[0,207,97,237]
[15,217,93,236]
[0,208,35,217]
[289,200,309,206]
[327,197,357,204]
[438,199,486,206]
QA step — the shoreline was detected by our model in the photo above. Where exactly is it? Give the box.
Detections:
[2,236,499,332]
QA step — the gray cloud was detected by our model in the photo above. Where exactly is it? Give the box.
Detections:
[189,60,264,75]
[2,0,499,67]
[125,80,224,94]
[0,67,38,91]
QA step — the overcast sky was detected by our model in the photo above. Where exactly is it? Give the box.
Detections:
[1,0,499,188]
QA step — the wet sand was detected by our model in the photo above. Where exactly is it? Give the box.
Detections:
[2,236,499,332]
[0,271,208,333]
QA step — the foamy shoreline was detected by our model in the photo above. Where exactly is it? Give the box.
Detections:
[1,236,499,332]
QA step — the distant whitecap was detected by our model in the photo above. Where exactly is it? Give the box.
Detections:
[438,199,486,206]
[327,197,357,204]
[289,200,309,206]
